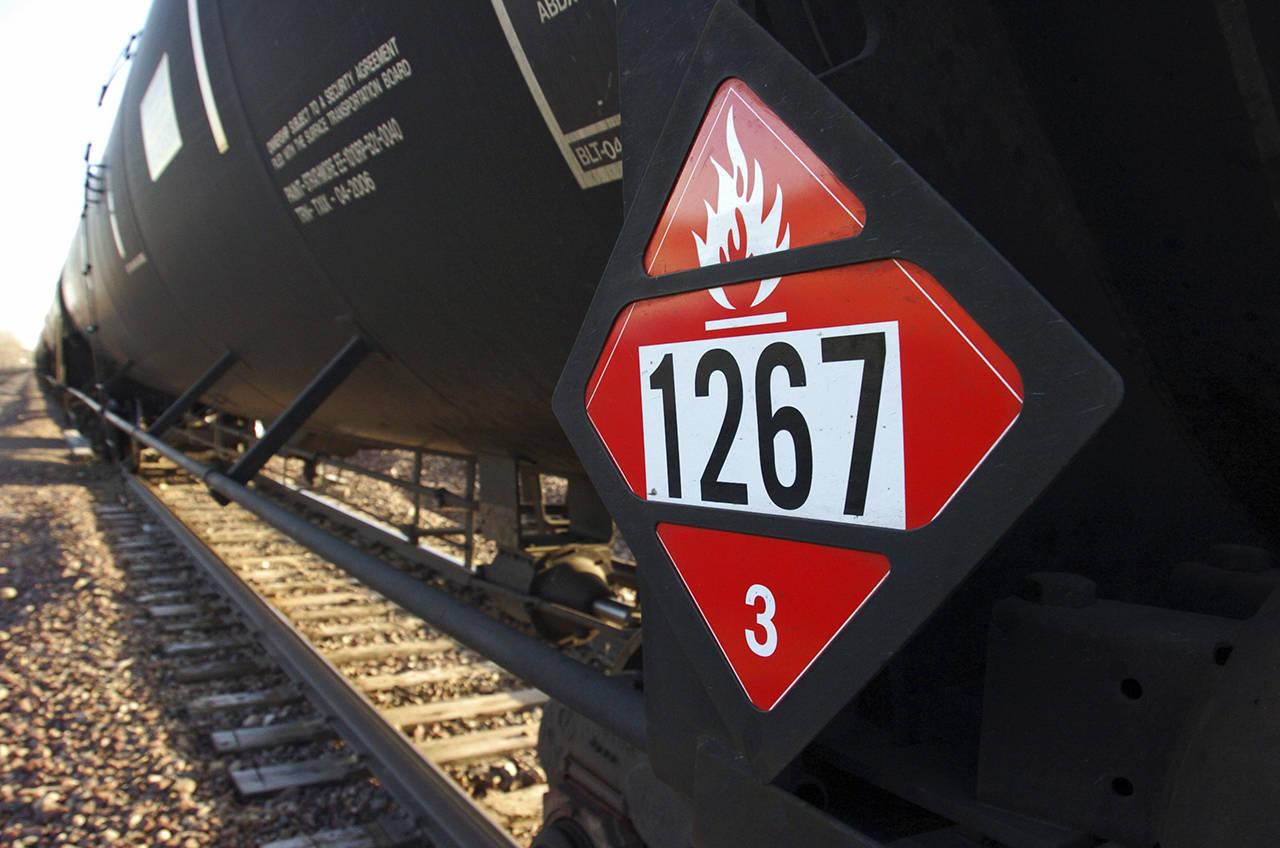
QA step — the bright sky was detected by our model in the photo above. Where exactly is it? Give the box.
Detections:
[0,0,154,349]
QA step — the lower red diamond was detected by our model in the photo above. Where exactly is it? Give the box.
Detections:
[656,523,890,711]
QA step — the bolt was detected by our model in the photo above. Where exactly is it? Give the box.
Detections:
[1020,572,1096,608]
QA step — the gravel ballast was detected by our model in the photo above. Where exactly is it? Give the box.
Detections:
[0,374,398,846]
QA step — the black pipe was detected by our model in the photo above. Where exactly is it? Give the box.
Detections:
[65,386,646,748]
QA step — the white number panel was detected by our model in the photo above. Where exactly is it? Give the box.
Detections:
[639,321,905,529]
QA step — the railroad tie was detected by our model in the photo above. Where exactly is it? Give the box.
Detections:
[351,665,492,693]
[174,656,276,683]
[230,753,364,796]
[380,688,548,728]
[225,555,310,570]
[160,613,235,633]
[149,601,227,618]
[287,604,399,623]
[111,538,172,552]
[201,528,289,545]
[210,717,332,753]
[232,568,311,583]
[258,818,419,848]
[137,574,193,590]
[302,619,411,639]
[186,685,301,715]
[272,591,373,610]
[62,430,94,460]
[90,505,136,517]
[253,580,346,595]
[137,588,217,604]
[323,638,456,665]
[126,563,192,578]
[415,722,540,764]
[164,634,255,656]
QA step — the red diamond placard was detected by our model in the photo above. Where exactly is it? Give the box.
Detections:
[645,78,866,284]
[585,259,1023,531]
[585,77,1024,712]
[657,523,890,711]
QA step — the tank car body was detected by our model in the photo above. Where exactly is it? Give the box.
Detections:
[60,0,622,470]
[45,1,1280,846]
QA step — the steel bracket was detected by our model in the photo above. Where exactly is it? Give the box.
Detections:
[224,336,370,486]
[148,349,239,438]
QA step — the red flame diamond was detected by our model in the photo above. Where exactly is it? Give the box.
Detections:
[645,79,866,314]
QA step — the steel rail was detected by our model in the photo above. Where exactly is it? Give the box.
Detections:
[124,473,515,848]
[64,385,647,749]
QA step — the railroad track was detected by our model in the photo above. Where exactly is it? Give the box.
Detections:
[115,454,558,847]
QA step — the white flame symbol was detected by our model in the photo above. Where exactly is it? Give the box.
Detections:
[693,106,791,310]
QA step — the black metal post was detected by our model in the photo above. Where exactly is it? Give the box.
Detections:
[213,414,224,455]
[98,359,135,394]
[463,456,477,569]
[409,449,423,544]
[226,336,371,485]
[148,350,238,437]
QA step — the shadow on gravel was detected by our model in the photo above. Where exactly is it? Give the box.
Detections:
[0,459,101,486]
[0,372,34,423]
[0,384,105,487]
[0,436,67,451]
